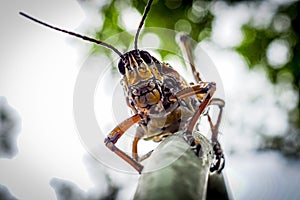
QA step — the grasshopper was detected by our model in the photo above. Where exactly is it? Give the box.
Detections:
[20,0,225,174]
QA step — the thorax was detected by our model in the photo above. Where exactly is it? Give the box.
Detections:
[121,57,200,141]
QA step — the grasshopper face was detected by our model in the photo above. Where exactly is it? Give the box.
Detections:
[119,50,164,112]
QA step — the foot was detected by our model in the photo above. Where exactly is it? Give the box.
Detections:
[184,133,202,157]
[210,141,225,173]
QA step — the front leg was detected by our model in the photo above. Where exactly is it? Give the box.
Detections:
[104,114,144,173]
[174,82,216,156]
[175,81,216,133]
[132,126,154,163]
[175,83,226,173]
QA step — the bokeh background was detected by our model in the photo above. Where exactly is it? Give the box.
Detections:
[1,0,300,199]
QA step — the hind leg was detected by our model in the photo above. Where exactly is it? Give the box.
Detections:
[206,98,225,173]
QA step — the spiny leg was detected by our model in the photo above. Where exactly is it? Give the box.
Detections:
[180,34,225,173]
[178,85,225,173]
[174,82,216,156]
[104,114,144,173]
[179,33,202,83]
[173,82,215,100]
[206,98,225,173]
[179,33,225,173]
[207,98,225,142]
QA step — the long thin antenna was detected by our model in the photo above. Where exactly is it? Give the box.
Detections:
[134,0,154,50]
[19,12,123,57]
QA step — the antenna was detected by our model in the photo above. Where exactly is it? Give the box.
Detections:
[19,12,123,57]
[134,0,154,50]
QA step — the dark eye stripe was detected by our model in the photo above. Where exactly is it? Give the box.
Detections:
[118,50,153,75]
[118,60,125,75]
[140,51,152,63]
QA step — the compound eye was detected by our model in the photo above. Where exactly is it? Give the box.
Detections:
[118,60,126,75]
[140,51,152,64]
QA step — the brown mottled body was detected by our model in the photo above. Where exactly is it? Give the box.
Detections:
[119,51,199,142]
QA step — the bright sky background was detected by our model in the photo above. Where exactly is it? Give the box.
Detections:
[0,1,93,199]
[0,0,299,200]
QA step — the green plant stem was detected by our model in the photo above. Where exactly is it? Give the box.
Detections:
[133,131,230,200]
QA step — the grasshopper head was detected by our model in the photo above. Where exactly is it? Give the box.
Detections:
[119,50,163,110]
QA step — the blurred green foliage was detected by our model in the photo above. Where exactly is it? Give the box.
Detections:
[90,0,300,157]
[235,1,300,157]
[92,0,213,60]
